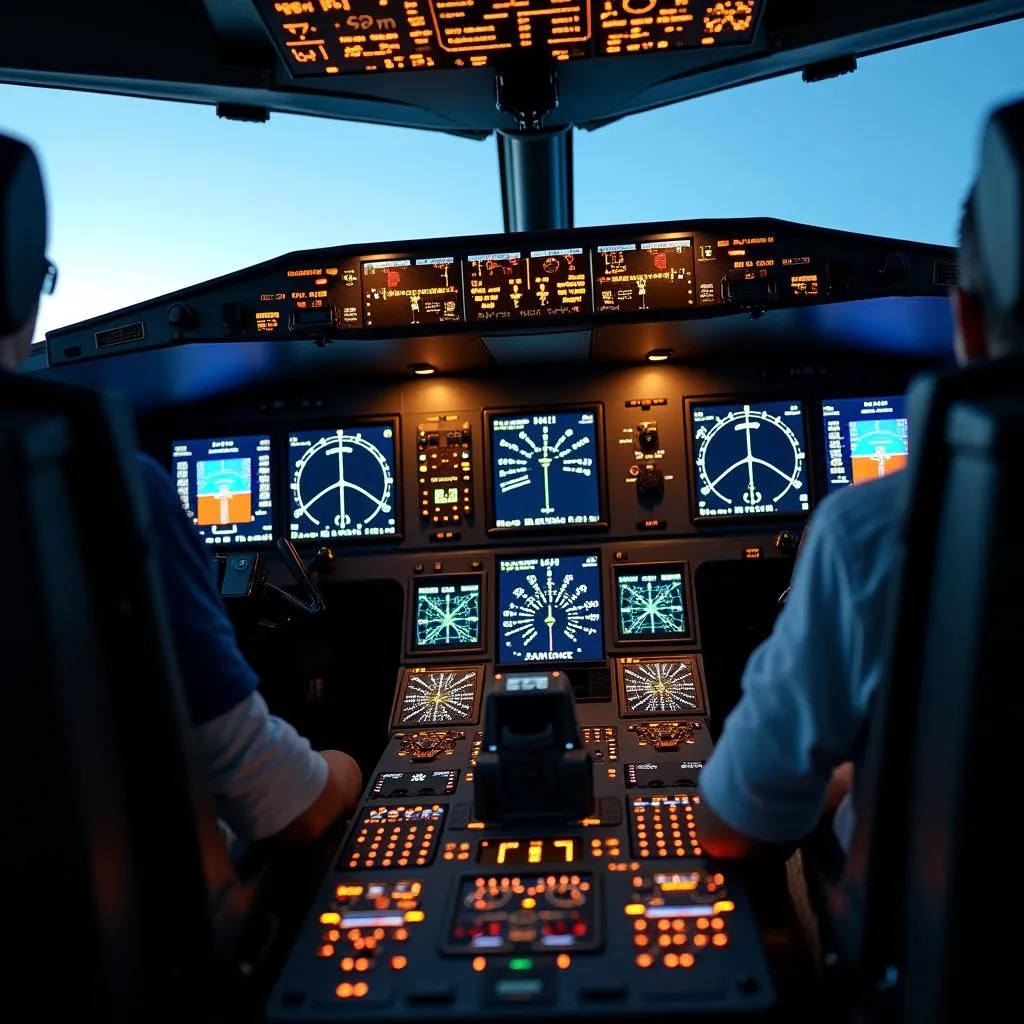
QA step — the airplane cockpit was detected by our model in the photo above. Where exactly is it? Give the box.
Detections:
[3,3,1024,1023]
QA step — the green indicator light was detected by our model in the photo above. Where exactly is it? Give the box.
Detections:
[509,958,533,971]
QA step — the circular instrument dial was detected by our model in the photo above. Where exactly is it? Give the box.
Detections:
[693,402,808,517]
[290,427,396,538]
[621,658,703,716]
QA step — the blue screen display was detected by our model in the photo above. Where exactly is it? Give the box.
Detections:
[489,408,602,529]
[497,552,604,665]
[821,395,910,492]
[288,424,398,540]
[171,435,274,545]
[691,400,810,518]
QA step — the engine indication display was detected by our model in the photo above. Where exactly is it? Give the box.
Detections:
[362,256,462,327]
[618,656,705,717]
[254,0,763,77]
[592,238,696,313]
[465,248,590,321]
[288,422,399,540]
[691,400,809,519]
[411,575,483,652]
[396,666,483,726]
[821,395,910,492]
[614,562,691,642]
[498,553,604,665]
[488,407,603,530]
[171,435,274,546]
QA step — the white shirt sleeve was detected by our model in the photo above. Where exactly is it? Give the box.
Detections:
[196,691,328,841]
[699,491,876,844]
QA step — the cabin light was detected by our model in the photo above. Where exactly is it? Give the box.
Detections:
[646,348,673,362]
[408,363,436,376]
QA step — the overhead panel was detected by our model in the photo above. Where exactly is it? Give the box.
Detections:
[251,0,762,77]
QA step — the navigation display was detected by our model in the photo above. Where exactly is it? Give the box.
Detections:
[254,1,763,77]
[465,248,590,321]
[691,400,810,519]
[411,575,483,652]
[171,435,274,546]
[613,563,691,642]
[362,256,462,328]
[592,238,696,313]
[497,553,604,665]
[821,396,910,492]
[288,422,399,540]
[487,407,603,531]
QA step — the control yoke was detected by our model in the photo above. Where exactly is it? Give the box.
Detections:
[266,538,328,614]
[219,539,331,616]
[473,671,593,825]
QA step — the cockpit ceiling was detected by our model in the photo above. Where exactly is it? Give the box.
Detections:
[0,1,1022,134]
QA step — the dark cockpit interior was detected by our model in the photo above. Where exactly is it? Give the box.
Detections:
[3,3,1024,1023]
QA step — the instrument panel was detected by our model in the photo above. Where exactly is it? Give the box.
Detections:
[45,217,954,367]
[167,387,912,552]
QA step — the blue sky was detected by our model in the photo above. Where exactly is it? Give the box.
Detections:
[1,18,1022,343]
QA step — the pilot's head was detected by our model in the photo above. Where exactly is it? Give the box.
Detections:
[955,97,1024,364]
[0,131,49,371]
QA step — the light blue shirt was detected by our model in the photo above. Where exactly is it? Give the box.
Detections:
[699,472,904,847]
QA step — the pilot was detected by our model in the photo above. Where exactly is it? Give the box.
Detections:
[694,95,1024,860]
[0,130,363,847]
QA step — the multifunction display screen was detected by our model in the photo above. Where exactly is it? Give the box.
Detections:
[614,563,691,641]
[171,435,274,545]
[497,552,604,664]
[821,395,910,492]
[288,423,399,540]
[362,256,461,328]
[691,400,810,519]
[465,248,590,321]
[592,238,696,313]
[411,575,482,651]
[488,407,603,530]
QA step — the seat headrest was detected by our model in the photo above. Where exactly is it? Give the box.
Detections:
[0,133,47,337]
[973,97,1024,327]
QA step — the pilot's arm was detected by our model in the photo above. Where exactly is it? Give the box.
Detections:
[136,455,362,845]
[694,493,870,859]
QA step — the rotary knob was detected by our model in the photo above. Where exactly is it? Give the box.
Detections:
[637,423,660,452]
[636,465,664,498]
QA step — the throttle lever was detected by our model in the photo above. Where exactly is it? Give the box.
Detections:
[263,537,327,615]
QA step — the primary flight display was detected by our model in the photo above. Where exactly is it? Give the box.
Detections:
[171,435,274,545]
[821,395,910,492]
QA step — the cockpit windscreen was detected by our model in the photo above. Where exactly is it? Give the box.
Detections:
[171,435,274,545]
[821,396,910,492]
